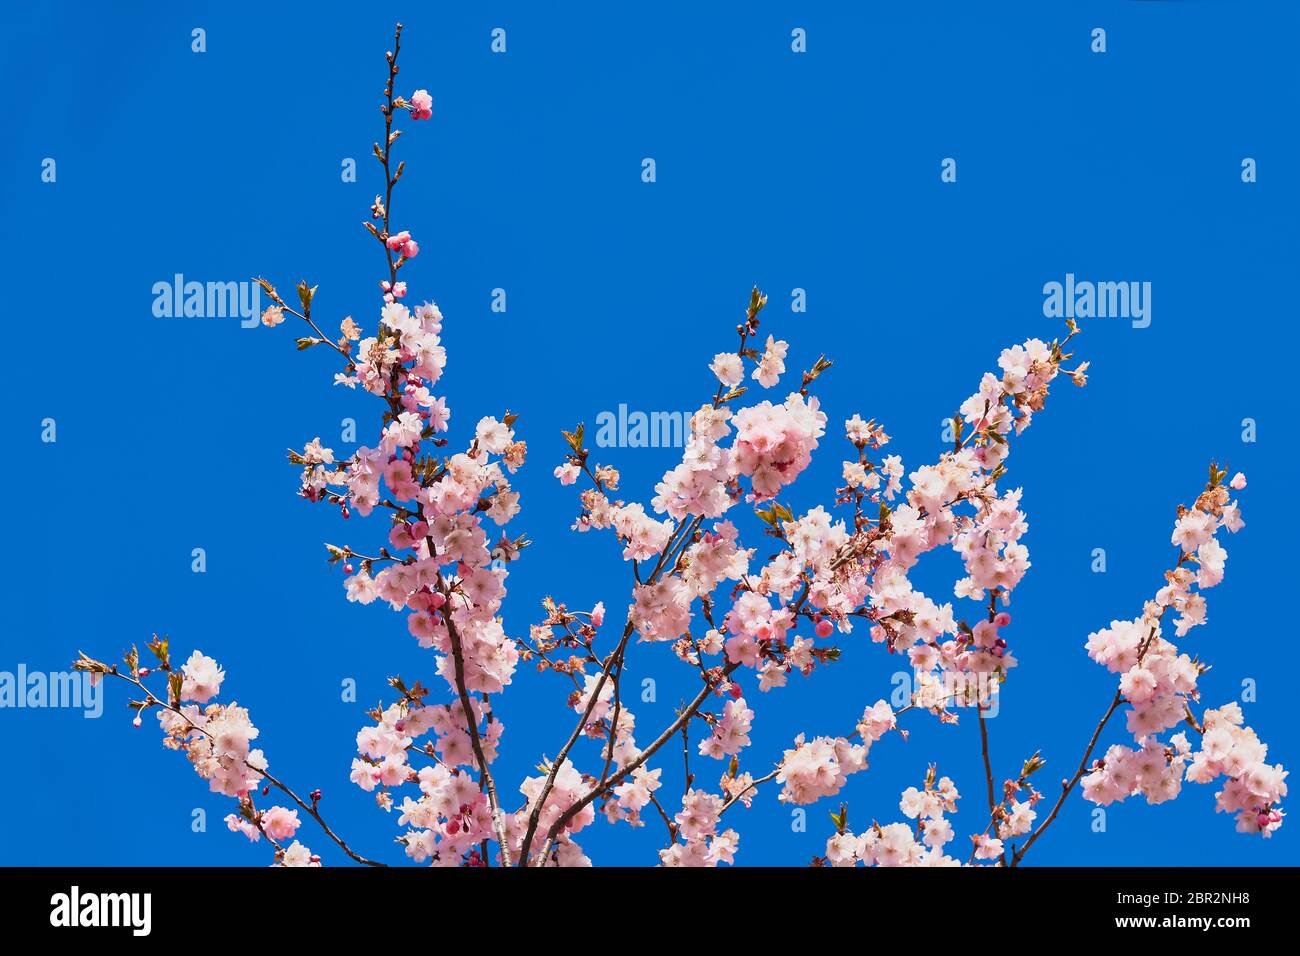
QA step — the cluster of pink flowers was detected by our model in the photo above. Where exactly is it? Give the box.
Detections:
[157,654,265,799]
[1081,737,1192,808]
[698,697,754,758]
[1077,474,1285,836]
[604,766,661,827]
[857,337,1083,716]
[384,230,420,260]
[398,764,495,865]
[682,521,750,598]
[1191,705,1287,835]
[116,646,322,866]
[510,760,595,866]
[573,671,642,771]
[349,699,504,865]
[225,805,301,844]
[729,395,827,500]
[825,773,962,867]
[776,734,869,805]
[651,407,733,519]
[658,790,739,867]
[768,700,897,807]
[629,576,694,643]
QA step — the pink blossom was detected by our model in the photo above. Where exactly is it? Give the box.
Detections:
[409,89,433,120]
[261,806,301,842]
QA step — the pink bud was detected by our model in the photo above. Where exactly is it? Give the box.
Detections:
[815,619,834,639]
[994,612,1011,627]
[429,592,447,610]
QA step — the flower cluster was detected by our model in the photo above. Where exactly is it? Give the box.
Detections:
[510,760,595,866]
[72,641,324,867]
[225,805,301,844]
[1190,705,1287,836]
[772,700,896,806]
[729,395,827,500]
[1080,468,1286,837]
[397,764,495,866]
[658,790,739,867]
[698,697,754,759]
[148,652,266,800]
[824,771,962,867]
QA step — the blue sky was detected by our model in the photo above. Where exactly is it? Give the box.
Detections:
[1,1,1295,866]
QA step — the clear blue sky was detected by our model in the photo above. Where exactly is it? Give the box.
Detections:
[2,0,1294,866]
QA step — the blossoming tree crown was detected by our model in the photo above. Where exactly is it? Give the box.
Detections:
[75,24,1285,867]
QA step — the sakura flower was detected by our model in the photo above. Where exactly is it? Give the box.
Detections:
[180,651,225,704]
[409,89,433,120]
[698,698,754,759]
[752,335,788,388]
[475,416,514,454]
[710,352,744,387]
[278,841,319,867]
[261,806,301,842]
